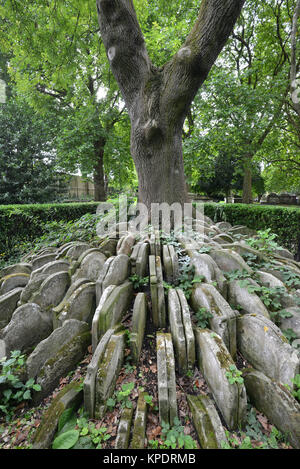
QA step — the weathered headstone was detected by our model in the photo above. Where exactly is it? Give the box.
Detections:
[19,273,48,305]
[229,280,270,319]
[209,249,253,275]
[71,251,107,283]
[56,282,96,327]
[168,288,195,373]
[150,256,166,328]
[237,314,299,387]
[191,283,237,359]
[32,382,83,449]
[115,406,134,449]
[117,233,136,256]
[194,328,247,430]
[32,254,57,271]
[27,319,90,402]
[0,273,30,295]
[243,368,300,449]
[31,271,71,311]
[92,282,133,350]
[156,333,178,426]
[31,260,70,281]
[84,325,123,418]
[135,242,150,278]
[95,331,125,419]
[130,293,147,365]
[1,303,52,355]
[162,244,179,284]
[187,394,228,449]
[0,287,23,329]
[64,243,90,261]
[279,307,300,339]
[130,392,148,449]
[96,254,130,304]
[0,263,32,278]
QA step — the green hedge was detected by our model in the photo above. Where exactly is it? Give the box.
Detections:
[202,203,300,255]
[0,202,99,257]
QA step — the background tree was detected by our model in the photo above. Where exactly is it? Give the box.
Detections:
[0,99,63,204]
[183,0,297,204]
[0,0,135,200]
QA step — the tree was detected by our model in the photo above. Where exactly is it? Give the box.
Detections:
[193,150,264,200]
[188,0,300,204]
[0,99,62,204]
[0,0,133,201]
[291,0,300,117]
[96,0,245,210]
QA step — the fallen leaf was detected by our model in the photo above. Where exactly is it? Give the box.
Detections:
[257,413,271,432]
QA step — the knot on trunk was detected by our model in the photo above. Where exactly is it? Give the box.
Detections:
[143,119,163,144]
[177,47,192,62]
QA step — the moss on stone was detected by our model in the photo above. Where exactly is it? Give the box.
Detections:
[32,382,82,449]
[130,393,147,449]
[187,395,219,449]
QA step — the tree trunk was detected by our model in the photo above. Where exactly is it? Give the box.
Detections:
[131,105,189,208]
[93,138,106,202]
[242,155,252,204]
[96,0,245,209]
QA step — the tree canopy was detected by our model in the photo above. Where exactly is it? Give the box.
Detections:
[0,0,299,204]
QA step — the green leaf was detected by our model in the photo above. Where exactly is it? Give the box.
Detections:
[25,378,35,388]
[32,384,41,391]
[52,430,80,449]
[80,427,89,436]
[23,389,31,400]
[58,408,75,433]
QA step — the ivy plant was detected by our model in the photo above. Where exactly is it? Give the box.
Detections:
[0,350,41,417]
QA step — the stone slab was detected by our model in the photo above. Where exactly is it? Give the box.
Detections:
[237,314,299,387]
[195,328,247,430]
[243,368,300,449]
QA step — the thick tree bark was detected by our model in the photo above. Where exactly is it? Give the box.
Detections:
[242,155,253,204]
[93,138,106,202]
[96,0,245,209]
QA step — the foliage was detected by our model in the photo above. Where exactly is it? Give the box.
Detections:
[52,407,111,449]
[0,350,41,417]
[143,393,154,408]
[129,274,149,290]
[290,374,300,401]
[175,263,205,299]
[106,382,135,411]
[0,202,99,266]
[149,417,197,450]
[246,229,283,254]
[0,99,63,204]
[225,365,244,385]
[282,329,300,350]
[184,0,299,200]
[221,405,290,449]
[194,307,213,329]
[203,202,300,254]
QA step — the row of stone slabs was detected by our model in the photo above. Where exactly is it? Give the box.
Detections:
[82,277,300,449]
[0,233,161,343]
[0,238,159,406]
[19,239,300,448]
[2,234,300,446]
[31,319,300,449]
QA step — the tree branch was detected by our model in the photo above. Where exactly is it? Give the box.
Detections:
[96,0,152,111]
[161,0,245,124]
